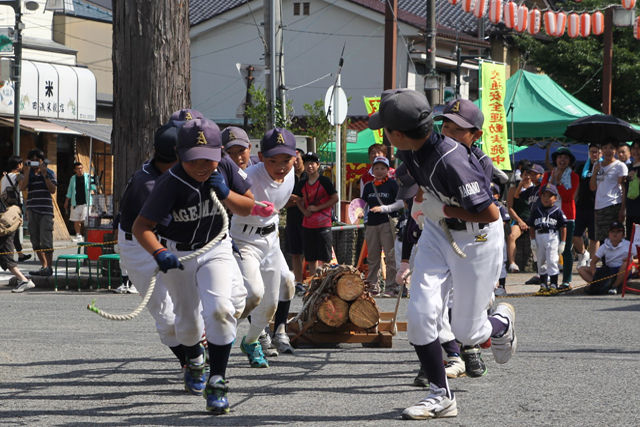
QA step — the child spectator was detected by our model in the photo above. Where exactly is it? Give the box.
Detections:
[591,139,627,242]
[359,144,395,197]
[528,184,567,294]
[578,222,631,295]
[359,156,402,296]
[295,152,339,276]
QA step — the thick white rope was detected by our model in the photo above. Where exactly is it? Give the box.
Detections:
[87,188,228,321]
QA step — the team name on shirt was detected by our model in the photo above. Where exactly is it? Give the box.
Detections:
[534,216,558,228]
[458,181,481,198]
[172,199,221,222]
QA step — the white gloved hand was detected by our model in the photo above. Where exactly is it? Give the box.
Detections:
[411,199,425,230]
[420,192,450,223]
[558,241,566,255]
[530,239,537,252]
[396,261,411,286]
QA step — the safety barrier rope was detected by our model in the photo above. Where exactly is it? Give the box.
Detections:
[0,240,119,257]
[87,189,228,321]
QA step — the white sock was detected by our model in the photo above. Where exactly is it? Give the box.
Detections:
[191,355,204,365]
[209,375,223,385]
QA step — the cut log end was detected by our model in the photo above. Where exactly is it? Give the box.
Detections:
[349,297,380,329]
[335,274,365,301]
[317,295,349,327]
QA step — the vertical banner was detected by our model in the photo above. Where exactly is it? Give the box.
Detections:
[363,96,383,145]
[480,62,511,170]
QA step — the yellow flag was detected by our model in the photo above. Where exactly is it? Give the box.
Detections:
[364,96,383,145]
[480,63,511,170]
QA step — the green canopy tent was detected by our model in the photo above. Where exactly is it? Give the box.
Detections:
[322,128,376,163]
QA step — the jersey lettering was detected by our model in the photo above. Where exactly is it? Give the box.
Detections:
[172,199,220,222]
[534,216,558,227]
[459,182,481,198]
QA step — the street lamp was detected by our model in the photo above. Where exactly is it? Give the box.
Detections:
[2,0,40,156]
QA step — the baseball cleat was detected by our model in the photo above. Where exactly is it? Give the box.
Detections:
[204,379,230,415]
[240,336,269,368]
[460,345,487,377]
[412,365,429,387]
[402,385,457,419]
[445,356,466,378]
[490,302,517,364]
[272,332,295,354]
[259,330,278,357]
[184,361,207,396]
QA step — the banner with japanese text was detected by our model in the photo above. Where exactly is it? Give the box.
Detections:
[480,62,511,170]
[364,96,383,145]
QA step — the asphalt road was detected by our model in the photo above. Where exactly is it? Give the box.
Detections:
[2,286,640,427]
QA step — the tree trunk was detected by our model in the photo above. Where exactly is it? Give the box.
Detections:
[349,294,380,329]
[335,273,365,301]
[317,295,349,328]
[112,0,191,205]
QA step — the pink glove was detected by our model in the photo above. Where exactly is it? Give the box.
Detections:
[396,261,411,286]
[251,201,275,217]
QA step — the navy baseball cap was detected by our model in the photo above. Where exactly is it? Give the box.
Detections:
[527,164,545,175]
[177,119,222,162]
[540,183,558,196]
[260,128,297,158]
[434,99,484,130]
[368,88,433,131]
[395,163,418,200]
[221,126,250,150]
[608,221,624,232]
[372,156,390,168]
[154,121,181,160]
[490,182,501,196]
[170,108,203,122]
[302,151,320,163]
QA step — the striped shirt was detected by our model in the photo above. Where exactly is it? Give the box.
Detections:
[26,168,57,216]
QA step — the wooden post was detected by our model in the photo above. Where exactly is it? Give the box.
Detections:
[602,8,613,115]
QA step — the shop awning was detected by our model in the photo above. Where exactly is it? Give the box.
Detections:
[0,116,81,135]
[48,120,112,144]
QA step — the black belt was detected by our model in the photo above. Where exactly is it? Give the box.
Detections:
[159,235,225,251]
[243,223,276,237]
[536,230,550,234]
[445,220,488,231]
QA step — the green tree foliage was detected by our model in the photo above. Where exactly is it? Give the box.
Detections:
[244,85,294,138]
[514,2,640,123]
[295,99,335,160]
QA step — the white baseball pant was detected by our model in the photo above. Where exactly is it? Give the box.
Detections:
[534,231,560,276]
[500,239,508,279]
[407,218,503,346]
[160,237,247,347]
[118,227,179,347]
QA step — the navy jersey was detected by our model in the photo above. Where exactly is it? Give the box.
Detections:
[527,205,567,233]
[362,178,399,226]
[140,159,252,245]
[119,161,162,233]
[470,144,493,183]
[397,132,493,220]
[497,201,511,222]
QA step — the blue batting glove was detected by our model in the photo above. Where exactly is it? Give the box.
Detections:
[153,248,184,273]
[208,171,230,200]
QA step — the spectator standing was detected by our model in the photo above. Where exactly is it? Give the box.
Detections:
[1,155,31,262]
[541,147,579,290]
[573,143,601,268]
[623,140,640,239]
[617,144,633,166]
[19,149,57,277]
[295,152,339,275]
[591,140,627,242]
[64,162,92,242]
[359,144,396,197]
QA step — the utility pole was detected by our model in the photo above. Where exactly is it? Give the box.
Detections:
[243,66,254,129]
[602,7,613,114]
[275,1,286,124]
[383,0,397,162]
[424,0,437,107]
[12,0,22,157]
[264,0,284,129]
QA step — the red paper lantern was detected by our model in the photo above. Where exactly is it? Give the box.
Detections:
[567,13,580,38]
[474,0,489,18]
[544,11,556,36]
[462,0,476,13]
[515,5,529,32]
[592,11,604,36]
[528,8,541,35]
[489,0,503,24]
[634,16,640,40]
[622,0,636,10]
[579,13,591,37]
[555,11,567,37]
[504,1,518,29]
[447,0,460,5]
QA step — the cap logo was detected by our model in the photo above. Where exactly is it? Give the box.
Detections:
[196,131,208,146]
[451,101,461,113]
[228,131,237,141]
[276,133,286,145]
[185,112,193,120]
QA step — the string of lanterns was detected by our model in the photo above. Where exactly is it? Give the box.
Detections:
[447,0,639,40]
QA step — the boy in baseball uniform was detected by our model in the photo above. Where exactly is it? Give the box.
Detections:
[133,118,255,415]
[369,89,516,419]
[528,184,567,295]
[230,128,297,368]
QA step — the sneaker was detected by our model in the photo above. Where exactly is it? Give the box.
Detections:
[240,336,269,368]
[127,284,139,294]
[402,384,457,419]
[204,379,229,415]
[608,288,618,295]
[295,282,306,296]
[12,280,35,293]
[184,360,207,396]
[29,267,47,276]
[73,234,83,242]
[42,267,53,276]
[444,356,466,378]
[258,330,278,357]
[273,332,295,354]
[525,275,541,285]
[508,263,520,273]
[557,282,572,293]
[536,285,550,296]
[490,303,517,364]
[113,284,129,294]
[460,345,487,377]
[382,287,399,298]
[494,286,507,297]
[412,365,429,387]
[17,254,32,262]
[579,251,591,268]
